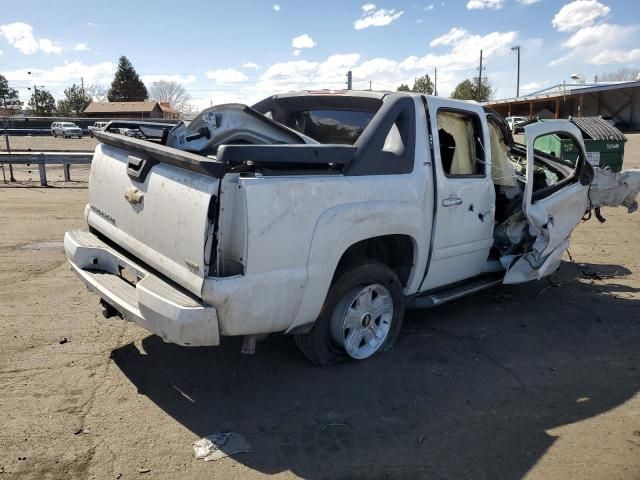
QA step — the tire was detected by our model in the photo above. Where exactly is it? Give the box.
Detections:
[294,259,405,366]
[63,133,67,139]
[53,132,57,138]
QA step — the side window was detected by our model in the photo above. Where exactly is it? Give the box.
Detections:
[436,111,485,176]
[529,133,579,191]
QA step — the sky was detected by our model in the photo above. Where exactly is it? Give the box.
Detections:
[1,0,639,111]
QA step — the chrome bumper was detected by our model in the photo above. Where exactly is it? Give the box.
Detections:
[64,230,220,346]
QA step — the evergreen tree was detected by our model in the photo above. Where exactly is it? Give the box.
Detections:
[450,78,493,102]
[412,74,434,95]
[397,83,411,92]
[0,74,23,114]
[28,88,56,115]
[108,56,148,101]
[57,84,92,115]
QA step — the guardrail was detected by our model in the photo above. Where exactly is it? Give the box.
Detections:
[0,152,93,186]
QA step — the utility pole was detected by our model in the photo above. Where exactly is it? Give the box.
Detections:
[369,80,372,91]
[346,70,353,90]
[434,67,438,96]
[33,85,39,114]
[477,50,483,101]
[511,45,521,97]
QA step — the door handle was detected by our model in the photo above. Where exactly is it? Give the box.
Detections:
[442,196,463,207]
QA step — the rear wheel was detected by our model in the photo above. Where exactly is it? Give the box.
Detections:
[294,260,405,365]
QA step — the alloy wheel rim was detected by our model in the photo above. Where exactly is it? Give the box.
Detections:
[331,284,394,359]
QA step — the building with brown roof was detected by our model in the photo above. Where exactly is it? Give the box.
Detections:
[83,101,182,119]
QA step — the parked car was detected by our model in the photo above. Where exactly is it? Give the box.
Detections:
[505,116,528,132]
[51,122,83,139]
[88,121,109,137]
[64,91,640,365]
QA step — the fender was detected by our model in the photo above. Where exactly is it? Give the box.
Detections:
[287,200,427,332]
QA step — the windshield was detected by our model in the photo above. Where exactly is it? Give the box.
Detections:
[62,123,77,127]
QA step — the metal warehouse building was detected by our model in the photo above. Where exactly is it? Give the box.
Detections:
[485,80,640,130]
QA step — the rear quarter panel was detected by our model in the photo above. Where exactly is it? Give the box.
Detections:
[204,97,433,335]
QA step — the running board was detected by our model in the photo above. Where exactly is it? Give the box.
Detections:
[407,274,504,309]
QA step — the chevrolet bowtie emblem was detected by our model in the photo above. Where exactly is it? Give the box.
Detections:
[124,186,144,204]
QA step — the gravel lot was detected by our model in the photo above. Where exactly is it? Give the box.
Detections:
[0,136,639,479]
[1,135,99,153]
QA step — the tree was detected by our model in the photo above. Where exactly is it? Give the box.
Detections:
[597,67,640,82]
[450,78,493,102]
[28,88,56,115]
[108,56,148,102]
[0,74,23,114]
[397,74,434,94]
[412,74,434,94]
[57,84,92,116]
[85,84,109,102]
[149,80,191,112]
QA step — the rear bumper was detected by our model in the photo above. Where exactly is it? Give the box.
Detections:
[64,230,219,346]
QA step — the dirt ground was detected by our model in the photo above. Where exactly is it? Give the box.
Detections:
[0,137,639,480]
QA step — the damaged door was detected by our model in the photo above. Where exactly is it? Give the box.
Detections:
[503,121,591,284]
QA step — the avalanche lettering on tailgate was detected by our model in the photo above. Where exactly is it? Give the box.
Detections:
[89,205,116,224]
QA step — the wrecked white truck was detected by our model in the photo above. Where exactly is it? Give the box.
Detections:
[64,91,640,365]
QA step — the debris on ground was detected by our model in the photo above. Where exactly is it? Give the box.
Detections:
[320,422,350,431]
[193,433,251,461]
[580,265,625,280]
[138,467,151,473]
[58,337,68,345]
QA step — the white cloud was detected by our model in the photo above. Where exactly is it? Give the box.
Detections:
[4,61,115,90]
[552,0,610,32]
[0,22,62,54]
[521,81,542,90]
[424,4,434,11]
[517,0,540,4]
[74,43,90,51]
[205,68,248,83]
[466,0,503,10]
[562,23,635,49]
[86,22,97,27]
[291,34,316,49]
[242,62,259,70]
[272,4,280,11]
[261,60,319,83]
[551,21,638,66]
[591,48,640,65]
[188,28,525,110]
[141,74,197,85]
[293,49,301,56]
[430,27,467,47]
[354,4,404,30]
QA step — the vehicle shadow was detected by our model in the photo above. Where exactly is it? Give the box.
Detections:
[111,260,640,479]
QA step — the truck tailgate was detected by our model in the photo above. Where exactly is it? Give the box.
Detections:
[87,143,219,297]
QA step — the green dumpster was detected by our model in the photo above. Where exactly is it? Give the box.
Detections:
[533,116,627,172]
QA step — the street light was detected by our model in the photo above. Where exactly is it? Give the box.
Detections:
[511,45,521,98]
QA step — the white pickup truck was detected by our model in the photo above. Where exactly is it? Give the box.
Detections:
[64,91,640,365]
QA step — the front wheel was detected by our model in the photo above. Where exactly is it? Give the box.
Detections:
[295,259,405,365]
[53,132,57,138]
